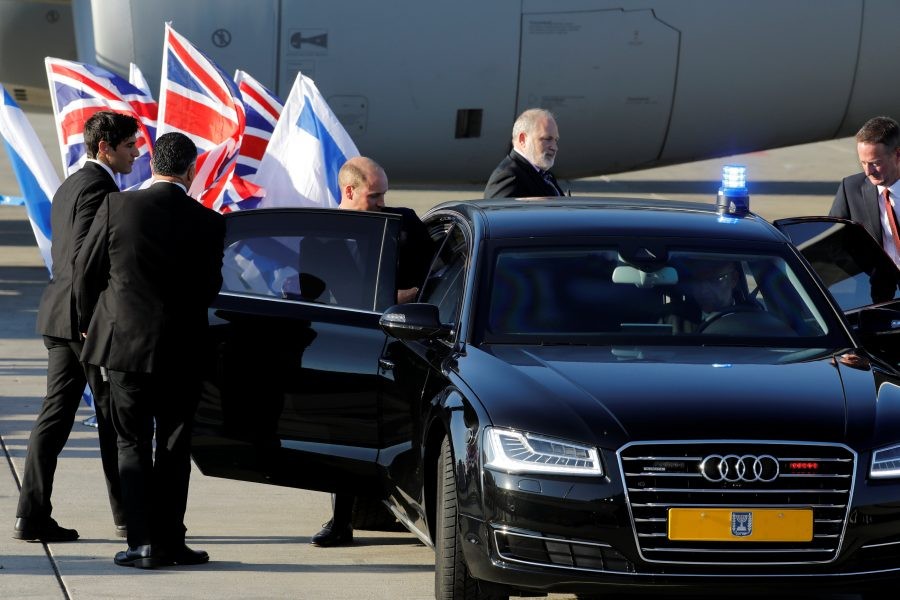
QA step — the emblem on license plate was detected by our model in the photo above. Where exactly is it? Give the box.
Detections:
[731,511,752,536]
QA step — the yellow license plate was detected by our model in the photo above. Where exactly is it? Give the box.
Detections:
[668,508,813,542]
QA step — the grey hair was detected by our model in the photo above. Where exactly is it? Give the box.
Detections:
[512,108,556,140]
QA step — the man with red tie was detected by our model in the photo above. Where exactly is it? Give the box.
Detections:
[831,115,900,268]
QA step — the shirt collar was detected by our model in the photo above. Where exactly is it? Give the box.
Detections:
[151,180,188,194]
[85,158,116,183]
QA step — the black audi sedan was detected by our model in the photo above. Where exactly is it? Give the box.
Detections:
[193,195,900,599]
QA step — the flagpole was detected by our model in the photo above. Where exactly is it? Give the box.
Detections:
[44,57,68,180]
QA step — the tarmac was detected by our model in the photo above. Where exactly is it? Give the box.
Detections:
[0,104,867,599]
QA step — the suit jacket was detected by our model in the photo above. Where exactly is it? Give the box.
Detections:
[75,181,225,374]
[830,172,884,243]
[36,162,118,340]
[484,150,564,199]
[382,206,435,290]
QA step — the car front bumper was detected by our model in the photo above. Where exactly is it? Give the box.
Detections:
[459,457,900,595]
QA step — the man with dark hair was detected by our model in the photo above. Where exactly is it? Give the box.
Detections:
[75,132,225,568]
[831,115,900,267]
[13,110,139,543]
[484,108,564,198]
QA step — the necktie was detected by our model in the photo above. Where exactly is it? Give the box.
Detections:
[882,189,900,255]
[542,170,560,196]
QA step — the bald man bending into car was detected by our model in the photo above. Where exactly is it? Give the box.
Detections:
[310,156,434,546]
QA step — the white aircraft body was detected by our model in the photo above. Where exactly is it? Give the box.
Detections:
[3,0,900,183]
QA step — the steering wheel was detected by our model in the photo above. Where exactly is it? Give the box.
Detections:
[696,304,760,333]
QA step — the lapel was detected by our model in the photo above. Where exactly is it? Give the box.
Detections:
[509,150,561,196]
[860,178,884,237]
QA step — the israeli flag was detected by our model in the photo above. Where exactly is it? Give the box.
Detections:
[255,72,359,208]
[0,86,59,272]
[1,86,97,417]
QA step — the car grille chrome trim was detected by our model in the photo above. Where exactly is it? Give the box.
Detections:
[641,546,837,554]
[629,502,846,509]
[617,440,856,566]
[627,486,849,494]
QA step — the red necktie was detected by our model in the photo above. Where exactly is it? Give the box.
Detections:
[882,189,900,255]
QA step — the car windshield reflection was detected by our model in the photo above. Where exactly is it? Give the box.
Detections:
[485,246,841,344]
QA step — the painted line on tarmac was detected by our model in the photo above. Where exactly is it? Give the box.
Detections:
[1,432,72,600]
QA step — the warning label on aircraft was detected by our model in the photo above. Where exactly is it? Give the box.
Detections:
[288,29,328,55]
[527,20,581,35]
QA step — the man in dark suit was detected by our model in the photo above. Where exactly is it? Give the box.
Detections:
[831,115,900,268]
[75,132,225,568]
[484,108,564,198]
[311,156,434,547]
[13,111,139,543]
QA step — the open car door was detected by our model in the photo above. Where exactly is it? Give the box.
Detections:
[775,216,900,365]
[193,208,400,495]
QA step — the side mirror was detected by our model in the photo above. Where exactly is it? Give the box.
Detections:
[379,303,451,340]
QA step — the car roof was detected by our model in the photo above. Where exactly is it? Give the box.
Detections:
[426,197,786,243]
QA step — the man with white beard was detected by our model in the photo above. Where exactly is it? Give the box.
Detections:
[484,108,564,198]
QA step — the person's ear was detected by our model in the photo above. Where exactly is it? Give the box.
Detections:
[184,162,196,188]
[517,132,527,147]
[96,140,109,160]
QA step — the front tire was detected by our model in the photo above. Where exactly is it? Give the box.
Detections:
[435,435,505,600]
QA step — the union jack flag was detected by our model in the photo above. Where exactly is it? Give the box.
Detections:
[158,24,255,211]
[234,69,283,181]
[213,70,284,211]
[45,57,157,190]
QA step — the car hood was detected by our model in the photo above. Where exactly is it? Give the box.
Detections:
[464,345,855,449]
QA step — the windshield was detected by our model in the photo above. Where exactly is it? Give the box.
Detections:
[483,245,846,346]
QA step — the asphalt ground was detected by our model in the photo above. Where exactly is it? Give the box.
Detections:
[0,104,870,599]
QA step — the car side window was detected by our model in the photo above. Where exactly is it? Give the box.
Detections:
[219,210,399,312]
[420,225,467,324]
[221,235,301,299]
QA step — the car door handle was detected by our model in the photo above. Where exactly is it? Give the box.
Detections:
[379,358,395,371]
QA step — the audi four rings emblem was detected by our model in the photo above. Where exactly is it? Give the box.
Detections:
[700,454,780,482]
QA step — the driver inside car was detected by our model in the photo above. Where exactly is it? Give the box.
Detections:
[663,259,759,333]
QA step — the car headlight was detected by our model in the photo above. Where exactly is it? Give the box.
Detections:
[483,427,603,476]
[871,443,900,479]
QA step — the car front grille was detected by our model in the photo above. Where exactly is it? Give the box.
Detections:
[618,441,856,565]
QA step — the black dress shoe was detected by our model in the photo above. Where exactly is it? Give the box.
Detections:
[115,524,128,538]
[12,517,79,542]
[159,544,209,565]
[114,545,161,569]
[311,519,353,547]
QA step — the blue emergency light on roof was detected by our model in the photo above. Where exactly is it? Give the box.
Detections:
[716,164,750,217]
